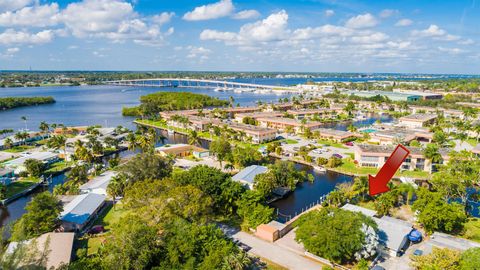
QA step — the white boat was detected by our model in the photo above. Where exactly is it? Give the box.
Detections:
[234,88,243,93]
[167,129,175,135]
[313,165,326,172]
[214,87,222,92]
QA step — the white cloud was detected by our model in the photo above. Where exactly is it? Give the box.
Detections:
[345,13,378,29]
[395,18,412,27]
[152,12,174,25]
[0,47,19,58]
[0,0,34,12]
[61,0,135,37]
[59,0,173,46]
[0,3,60,27]
[183,0,234,21]
[68,45,79,49]
[0,29,54,45]
[411,24,460,41]
[458,39,474,45]
[232,9,260,20]
[379,9,399,18]
[201,10,289,44]
[324,9,335,17]
[412,24,445,37]
[351,32,389,44]
[438,46,466,54]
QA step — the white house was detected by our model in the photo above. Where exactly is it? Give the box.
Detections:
[79,171,117,196]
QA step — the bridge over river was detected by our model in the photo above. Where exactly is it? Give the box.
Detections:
[105,78,299,92]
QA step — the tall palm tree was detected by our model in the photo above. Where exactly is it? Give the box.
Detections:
[352,176,369,201]
[221,252,251,270]
[38,121,49,137]
[50,135,67,164]
[4,138,13,149]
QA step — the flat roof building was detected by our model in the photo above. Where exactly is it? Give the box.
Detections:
[346,90,423,102]
[226,122,277,143]
[354,144,449,173]
[60,193,106,232]
[398,113,437,128]
[80,171,117,196]
[257,117,323,133]
[232,165,268,189]
[156,143,210,158]
[313,128,357,142]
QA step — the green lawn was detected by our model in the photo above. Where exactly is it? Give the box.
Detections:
[335,159,431,179]
[45,160,71,174]
[5,178,40,198]
[459,218,480,243]
[3,145,35,153]
[86,203,130,255]
[466,138,478,147]
[283,139,298,144]
[357,201,376,210]
[316,139,348,149]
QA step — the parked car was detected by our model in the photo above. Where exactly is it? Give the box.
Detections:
[332,153,343,159]
[344,142,354,146]
[88,225,105,234]
[371,266,385,270]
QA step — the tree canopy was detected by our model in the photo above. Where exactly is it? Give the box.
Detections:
[295,207,378,264]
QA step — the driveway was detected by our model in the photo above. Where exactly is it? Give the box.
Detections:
[220,225,323,270]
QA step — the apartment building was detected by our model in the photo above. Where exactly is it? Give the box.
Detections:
[398,114,437,128]
[353,144,450,173]
[256,117,323,133]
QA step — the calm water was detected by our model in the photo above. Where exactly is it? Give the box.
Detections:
[270,163,353,223]
[0,85,296,131]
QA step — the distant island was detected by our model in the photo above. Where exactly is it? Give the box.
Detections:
[122,92,229,116]
[0,96,56,111]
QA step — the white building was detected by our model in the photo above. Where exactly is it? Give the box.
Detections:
[5,151,59,174]
[79,171,117,196]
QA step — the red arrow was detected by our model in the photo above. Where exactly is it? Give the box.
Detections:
[368,144,410,196]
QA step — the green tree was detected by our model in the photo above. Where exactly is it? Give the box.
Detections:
[295,207,378,264]
[374,190,397,216]
[24,158,45,178]
[11,192,62,241]
[209,137,232,168]
[236,190,274,230]
[459,247,480,270]
[119,152,173,183]
[188,129,200,146]
[101,215,162,269]
[412,188,466,233]
[410,247,460,270]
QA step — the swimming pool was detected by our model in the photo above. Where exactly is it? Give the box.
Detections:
[362,128,377,133]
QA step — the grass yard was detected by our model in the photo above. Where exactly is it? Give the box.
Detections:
[5,178,40,198]
[86,203,130,255]
[3,145,35,153]
[335,158,431,179]
[45,160,71,174]
[459,218,480,243]
[316,139,348,149]
[357,201,376,210]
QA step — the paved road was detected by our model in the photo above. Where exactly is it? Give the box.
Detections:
[231,230,323,270]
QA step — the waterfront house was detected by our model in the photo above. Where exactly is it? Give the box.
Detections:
[79,171,117,196]
[232,165,268,189]
[256,117,323,134]
[6,232,75,269]
[398,114,437,128]
[156,144,210,158]
[342,204,413,257]
[0,168,14,185]
[313,128,357,142]
[0,132,46,150]
[353,144,449,173]
[5,151,59,174]
[60,193,106,232]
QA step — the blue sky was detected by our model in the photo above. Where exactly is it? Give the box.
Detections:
[0,0,479,74]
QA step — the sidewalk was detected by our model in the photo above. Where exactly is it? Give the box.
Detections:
[232,230,323,270]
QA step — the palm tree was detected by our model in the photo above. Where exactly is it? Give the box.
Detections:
[38,121,49,137]
[107,175,125,207]
[224,163,235,171]
[352,176,369,201]
[188,130,200,146]
[229,96,235,108]
[126,132,137,151]
[49,135,67,164]
[4,138,13,149]
[21,116,27,130]
[221,251,251,270]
